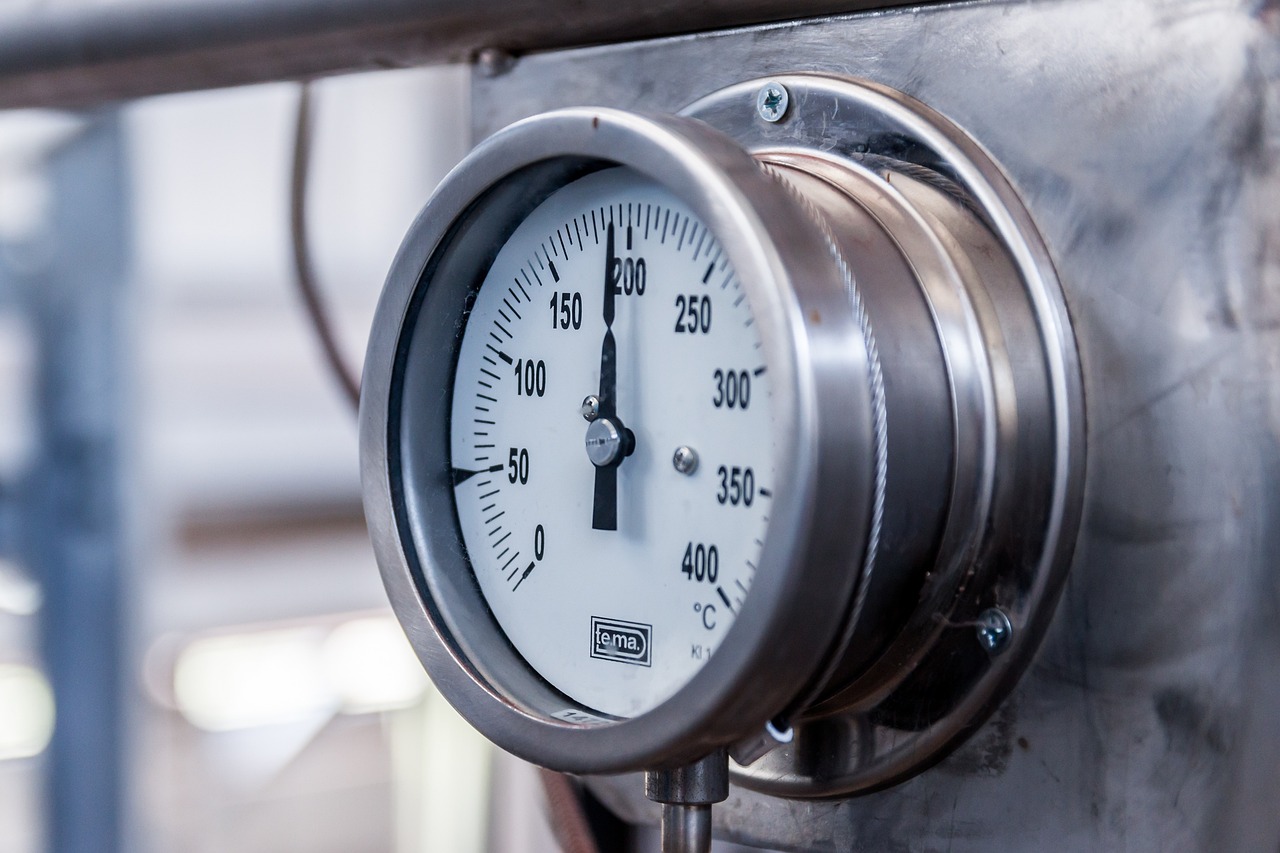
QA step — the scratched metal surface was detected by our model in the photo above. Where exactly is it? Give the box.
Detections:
[474,0,1280,850]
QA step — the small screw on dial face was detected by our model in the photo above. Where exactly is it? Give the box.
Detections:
[672,446,699,475]
[580,395,601,421]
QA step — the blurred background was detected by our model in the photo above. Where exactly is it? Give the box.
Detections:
[0,63,566,852]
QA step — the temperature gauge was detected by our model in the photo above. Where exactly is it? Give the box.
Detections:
[449,166,779,719]
[361,75,1084,838]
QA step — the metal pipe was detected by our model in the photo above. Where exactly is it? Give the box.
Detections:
[660,804,712,853]
[24,109,132,853]
[645,752,728,853]
[0,0,934,110]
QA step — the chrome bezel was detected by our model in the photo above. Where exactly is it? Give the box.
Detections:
[359,108,878,773]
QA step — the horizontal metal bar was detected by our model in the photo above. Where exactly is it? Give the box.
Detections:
[0,0,934,110]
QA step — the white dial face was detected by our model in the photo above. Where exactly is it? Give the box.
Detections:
[448,168,776,718]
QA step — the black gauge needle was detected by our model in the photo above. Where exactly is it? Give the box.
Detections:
[451,463,504,487]
[593,223,621,531]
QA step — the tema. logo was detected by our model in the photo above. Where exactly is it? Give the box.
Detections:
[590,616,652,667]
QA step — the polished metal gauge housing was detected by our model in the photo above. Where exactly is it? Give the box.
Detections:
[361,74,1085,795]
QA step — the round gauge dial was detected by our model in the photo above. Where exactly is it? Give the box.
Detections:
[369,108,879,773]
[363,90,1083,786]
[449,168,774,718]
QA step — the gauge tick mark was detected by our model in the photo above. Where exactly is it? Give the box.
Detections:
[717,586,734,613]
[512,562,536,590]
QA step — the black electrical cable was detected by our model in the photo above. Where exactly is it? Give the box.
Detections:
[290,81,361,411]
[288,79,601,853]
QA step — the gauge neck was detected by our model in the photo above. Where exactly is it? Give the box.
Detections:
[759,153,1001,715]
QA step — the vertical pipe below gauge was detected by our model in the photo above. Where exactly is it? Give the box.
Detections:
[661,804,712,853]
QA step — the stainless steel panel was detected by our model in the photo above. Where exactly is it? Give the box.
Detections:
[474,0,1280,849]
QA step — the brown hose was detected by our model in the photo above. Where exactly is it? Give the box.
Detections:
[289,78,602,853]
[290,81,361,411]
[539,767,603,853]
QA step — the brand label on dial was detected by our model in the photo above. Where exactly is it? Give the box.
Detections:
[591,616,652,667]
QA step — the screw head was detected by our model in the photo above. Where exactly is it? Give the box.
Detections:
[975,608,1013,655]
[672,446,699,475]
[580,395,601,421]
[475,47,515,78]
[756,82,789,123]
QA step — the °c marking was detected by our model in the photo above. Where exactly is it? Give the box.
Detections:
[694,601,717,630]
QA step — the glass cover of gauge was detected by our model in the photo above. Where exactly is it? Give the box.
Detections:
[448,168,776,718]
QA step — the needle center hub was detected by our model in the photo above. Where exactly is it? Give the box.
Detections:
[585,417,634,468]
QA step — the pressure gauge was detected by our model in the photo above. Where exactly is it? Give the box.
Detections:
[361,75,1084,805]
